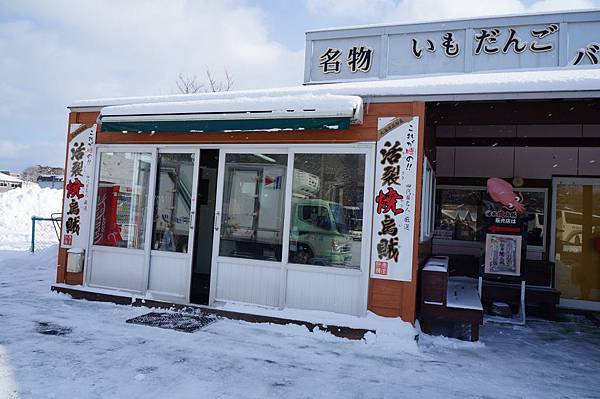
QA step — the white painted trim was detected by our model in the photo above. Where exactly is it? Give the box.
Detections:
[208,148,226,306]
[214,256,283,269]
[141,147,158,296]
[91,245,145,255]
[84,145,103,288]
[212,145,375,315]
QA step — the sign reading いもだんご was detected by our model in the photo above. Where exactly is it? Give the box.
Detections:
[371,117,419,282]
[60,124,96,250]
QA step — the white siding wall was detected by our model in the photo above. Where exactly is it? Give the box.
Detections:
[215,260,281,307]
[89,248,146,293]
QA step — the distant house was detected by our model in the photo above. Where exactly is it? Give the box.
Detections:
[37,174,64,189]
[0,172,23,193]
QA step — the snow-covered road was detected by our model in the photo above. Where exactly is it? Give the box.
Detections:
[1,246,599,399]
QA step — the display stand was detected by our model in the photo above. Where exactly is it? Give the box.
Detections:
[479,178,529,326]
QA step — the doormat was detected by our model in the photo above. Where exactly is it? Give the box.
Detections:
[126,312,219,333]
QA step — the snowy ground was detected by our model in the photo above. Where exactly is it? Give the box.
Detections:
[1,247,599,399]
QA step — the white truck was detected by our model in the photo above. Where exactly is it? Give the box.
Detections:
[221,162,355,265]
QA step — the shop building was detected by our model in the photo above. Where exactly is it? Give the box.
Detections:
[54,10,600,326]
[0,172,23,192]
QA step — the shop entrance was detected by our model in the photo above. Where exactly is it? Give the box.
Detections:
[147,149,200,303]
[189,149,219,304]
[552,177,600,309]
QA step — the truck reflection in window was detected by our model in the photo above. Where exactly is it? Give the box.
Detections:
[288,153,365,269]
[218,153,288,262]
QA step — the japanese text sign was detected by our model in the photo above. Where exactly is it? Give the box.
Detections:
[305,11,600,83]
[371,117,419,282]
[61,124,96,250]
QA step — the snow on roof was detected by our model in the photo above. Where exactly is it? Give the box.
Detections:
[0,172,22,183]
[305,9,597,33]
[70,68,600,110]
[100,94,364,122]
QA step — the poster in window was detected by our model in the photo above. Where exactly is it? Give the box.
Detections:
[61,124,96,249]
[371,116,419,282]
[484,233,522,276]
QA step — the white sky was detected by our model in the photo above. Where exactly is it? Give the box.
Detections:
[0,0,598,171]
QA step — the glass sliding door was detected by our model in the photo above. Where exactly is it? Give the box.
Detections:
[93,152,152,249]
[218,153,288,261]
[554,178,600,304]
[89,150,154,293]
[211,146,373,315]
[147,150,199,302]
[151,153,195,253]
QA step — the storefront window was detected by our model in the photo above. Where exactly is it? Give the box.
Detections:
[151,153,194,253]
[219,153,288,261]
[434,186,546,248]
[289,153,365,269]
[93,152,152,249]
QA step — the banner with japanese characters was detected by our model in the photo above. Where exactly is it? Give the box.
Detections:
[61,124,96,249]
[371,117,419,282]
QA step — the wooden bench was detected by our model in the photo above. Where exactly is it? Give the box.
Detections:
[420,256,484,341]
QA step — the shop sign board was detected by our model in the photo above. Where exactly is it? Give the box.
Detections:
[61,124,96,249]
[305,10,600,83]
[371,116,419,282]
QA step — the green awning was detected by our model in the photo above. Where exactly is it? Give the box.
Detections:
[98,94,363,134]
[100,117,351,133]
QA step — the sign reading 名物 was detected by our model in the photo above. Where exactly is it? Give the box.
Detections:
[305,11,600,83]
[61,124,96,249]
[370,117,419,282]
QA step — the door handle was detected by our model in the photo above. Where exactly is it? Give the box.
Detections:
[214,211,221,231]
[190,211,195,230]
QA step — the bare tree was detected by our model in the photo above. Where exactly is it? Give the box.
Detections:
[176,73,203,94]
[176,68,234,94]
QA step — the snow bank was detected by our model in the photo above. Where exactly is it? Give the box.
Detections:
[221,301,419,353]
[0,186,63,251]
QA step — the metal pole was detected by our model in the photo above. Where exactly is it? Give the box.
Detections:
[31,216,36,253]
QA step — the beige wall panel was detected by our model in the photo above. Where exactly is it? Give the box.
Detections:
[578,147,600,176]
[454,147,514,177]
[514,147,578,179]
[517,125,582,138]
[435,147,455,177]
[455,125,516,138]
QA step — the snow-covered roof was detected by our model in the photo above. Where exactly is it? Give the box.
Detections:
[305,8,597,33]
[69,68,600,111]
[0,172,22,183]
[100,94,364,123]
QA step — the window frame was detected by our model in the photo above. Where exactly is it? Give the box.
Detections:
[434,184,548,252]
[214,144,374,273]
[90,149,155,251]
[217,151,290,262]
[420,157,436,243]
